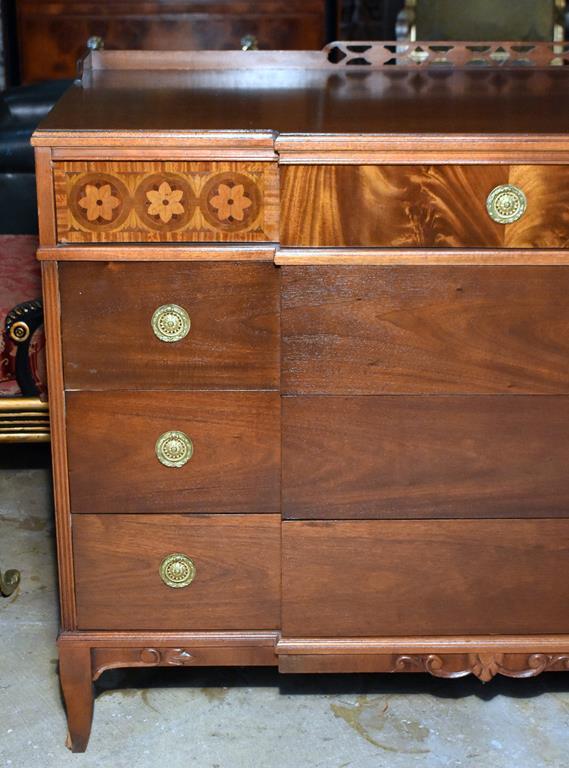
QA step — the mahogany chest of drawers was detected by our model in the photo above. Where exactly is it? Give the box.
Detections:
[33,41,569,751]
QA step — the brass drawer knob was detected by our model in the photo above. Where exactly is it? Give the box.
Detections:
[155,430,194,468]
[159,553,196,589]
[151,303,191,343]
[486,184,527,224]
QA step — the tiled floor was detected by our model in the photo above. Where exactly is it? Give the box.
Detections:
[2,466,569,767]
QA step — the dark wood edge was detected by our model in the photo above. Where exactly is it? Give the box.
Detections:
[275,248,569,265]
[276,636,569,654]
[34,147,56,246]
[31,131,277,153]
[49,147,278,161]
[277,636,569,681]
[57,633,569,684]
[58,632,280,682]
[59,631,280,647]
[278,652,569,681]
[275,134,569,164]
[37,245,277,261]
[38,247,569,265]
[42,262,76,629]
[33,132,569,161]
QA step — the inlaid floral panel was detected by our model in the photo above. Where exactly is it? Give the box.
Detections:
[54,161,279,243]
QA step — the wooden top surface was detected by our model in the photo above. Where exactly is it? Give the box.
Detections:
[34,44,569,142]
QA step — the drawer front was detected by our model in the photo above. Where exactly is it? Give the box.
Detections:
[74,514,280,630]
[60,262,280,390]
[66,391,280,514]
[283,396,569,520]
[282,266,569,394]
[281,165,569,248]
[54,160,279,243]
[282,519,569,636]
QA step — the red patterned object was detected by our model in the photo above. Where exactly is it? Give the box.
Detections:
[0,235,45,396]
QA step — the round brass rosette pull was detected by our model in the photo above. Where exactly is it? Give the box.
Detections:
[151,303,191,343]
[159,553,196,589]
[155,430,194,468]
[486,184,527,224]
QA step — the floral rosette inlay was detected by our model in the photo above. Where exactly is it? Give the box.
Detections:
[69,173,130,231]
[135,174,194,231]
[201,172,261,232]
[146,182,185,223]
[79,184,120,222]
[209,183,252,222]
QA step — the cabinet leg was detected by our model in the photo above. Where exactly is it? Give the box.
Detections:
[59,643,94,752]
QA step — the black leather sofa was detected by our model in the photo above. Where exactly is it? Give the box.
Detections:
[0,80,71,234]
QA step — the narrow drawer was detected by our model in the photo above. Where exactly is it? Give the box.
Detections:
[281,165,569,247]
[282,265,569,394]
[74,514,280,630]
[283,395,569,520]
[282,519,569,636]
[60,261,280,390]
[54,160,279,243]
[66,391,280,515]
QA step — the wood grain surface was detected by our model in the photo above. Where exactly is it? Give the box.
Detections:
[66,391,280,515]
[74,514,280,630]
[281,265,569,394]
[281,165,569,247]
[41,261,77,630]
[54,160,279,243]
[60,261,280,391]
[58,643,94,752]
[282,519,569,637]
[283,395,569,520]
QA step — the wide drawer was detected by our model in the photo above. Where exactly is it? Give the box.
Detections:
[66,391,280,514]
[74,514,280,630]
[281,165,569,247]
[282,519,569,636]
[283,395,569,520]
[282,265,569,394]
[60,261,279,390]
[54,160,279,243]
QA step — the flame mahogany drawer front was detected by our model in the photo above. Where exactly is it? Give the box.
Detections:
[73,514,281,631]
[281,165,569,248]
[59,261,280,391]
[282,265,569,395]
[66,391,281,515]
[282,395,569,521]
[54,161,279,244]
[282,520,569,637]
